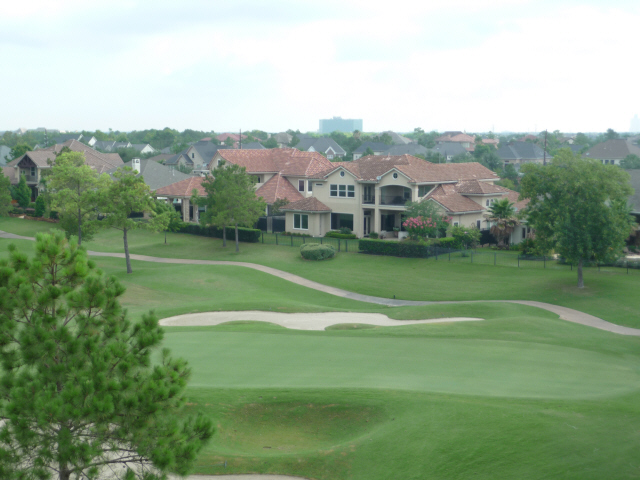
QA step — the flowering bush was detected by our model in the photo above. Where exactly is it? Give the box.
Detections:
[402,215,451,240]
[450,225,481,250]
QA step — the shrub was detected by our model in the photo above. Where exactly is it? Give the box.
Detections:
[368,232,379,239]
[34,196,46,217]
[449,225,481,250]
[436,237,456,248]
[339,227,352,235]
[281,231,313,237]
[325,231,357,239]
[300,243,336,261]
[177,224,261,243]
[359,238,455,258]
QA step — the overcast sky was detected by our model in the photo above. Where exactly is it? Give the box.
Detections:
[2,0,639,134]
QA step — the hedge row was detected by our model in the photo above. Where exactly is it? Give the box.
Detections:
[324,231,357,239]
[177,224,261,243]
[358,238,458,258]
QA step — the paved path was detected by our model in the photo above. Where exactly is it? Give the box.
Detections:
[2,230,639,336]
[160,310,482,330]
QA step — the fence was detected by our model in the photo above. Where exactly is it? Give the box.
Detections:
[260,232,360,253]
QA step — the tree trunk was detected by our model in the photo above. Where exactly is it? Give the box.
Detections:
[78,206,82,245]
[123,227,132,274]
[235,223,239,253]
[222,226,227,247]
[165,231,167,244]
[59,468,71,480]
[577,258,584,288]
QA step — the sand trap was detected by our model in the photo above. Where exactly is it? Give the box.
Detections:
[159,311,482,331]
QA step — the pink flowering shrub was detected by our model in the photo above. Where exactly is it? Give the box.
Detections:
[402,215,451,240]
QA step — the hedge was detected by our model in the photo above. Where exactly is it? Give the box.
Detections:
[358,238,458,258]
[300,243,336,261]
[324,231,357,239]
[177,224,261,243]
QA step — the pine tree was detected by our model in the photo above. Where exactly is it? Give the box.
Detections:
[0,231,213,479]
[14,174,31,208]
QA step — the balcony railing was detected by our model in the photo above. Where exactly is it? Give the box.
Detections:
[362,194,375,204]
[379,194,411,206]
[21,174,38,183]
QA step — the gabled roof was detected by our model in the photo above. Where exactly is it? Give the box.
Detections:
[428,189,485,214]
[313,154,498,183]
[273,132,292,144]
[189,141,223,164]
[164,153,193,166]
[106,159,192,191]
[353,141,391,154]
[296,137,346,155]
[425,182,528,214]
[240,142,266,150]
[280,196,331,212]
[214,148,334,177]
[55,133,82,144]
[216,133,247,142]
[382,131,413,145]
[7,139,123,175]
[497,141,550,161]
[131,143,154,152]
[435,133,475,144]
[584,139,640,160]
[386,144,429,156]
[154,176,207,197]
[455,179,509,195]
[255,173,304,204]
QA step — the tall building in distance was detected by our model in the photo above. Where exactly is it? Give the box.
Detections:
[319,117,363,134]
[631,114,640,133]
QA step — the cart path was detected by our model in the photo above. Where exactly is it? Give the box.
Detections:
[2,231,639,336]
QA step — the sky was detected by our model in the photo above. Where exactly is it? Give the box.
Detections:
[2,0,639,134]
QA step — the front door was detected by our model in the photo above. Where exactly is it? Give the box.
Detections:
[364,216,371,235]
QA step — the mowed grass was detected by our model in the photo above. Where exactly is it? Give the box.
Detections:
[2,217,640,327]
[2,219,640,478]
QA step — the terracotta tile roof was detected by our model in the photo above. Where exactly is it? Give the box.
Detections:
[215,148,334,177]
[313,155,498,183]
[154,176,207,197]
[255,173,304,204]
[216,133,248,142]
[426,182,528,214]
[435,133,475,143]
[280,197,331,212]
[455,179,508,194]
[429,192,484,213]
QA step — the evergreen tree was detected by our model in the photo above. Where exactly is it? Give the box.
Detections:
[14,175,31,208]
[0,169,12,216]
[0,231,213,479]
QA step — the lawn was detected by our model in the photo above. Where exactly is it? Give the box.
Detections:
[1,219,640,479]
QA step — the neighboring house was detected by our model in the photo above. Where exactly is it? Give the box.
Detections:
[281,154,525,239]
[106,158,191,192]
[131,143,156,155]
[435,132,475,150]
[272,132,293,147]
[240,142,266,150]
[160,146,173,154]
[4,139,124,199]
[215,133,247,147]
[146,153,175,164]
[382,131,413,145]
[481,138,499,147]
[352,142,392,160]
[426,142,468,162]
[179,141,227,170]
[164,153,193,169]
[496,141,551,170]
[583,139,640,166]
[55,133,83,144]
[296,137,346,159]
[386,144,429,157]
[93,141,133,152]
[209,148,334,213]
[154,176,208,222]
[81,136,97,147]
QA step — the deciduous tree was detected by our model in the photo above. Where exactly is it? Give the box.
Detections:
[520,150,633,288]
[0,231,213,480]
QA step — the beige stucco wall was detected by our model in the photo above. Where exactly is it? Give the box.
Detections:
[284,211,329,237]
[312,170,364,236]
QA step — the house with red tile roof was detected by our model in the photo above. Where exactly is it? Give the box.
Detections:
[155,176,208,223]
[279,154,526,239]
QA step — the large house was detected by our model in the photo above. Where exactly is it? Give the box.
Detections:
[4,140,124,199]
[584,139,640,166]
[496,141,551,170]
[279,154,527,239]
[295,137,346,159]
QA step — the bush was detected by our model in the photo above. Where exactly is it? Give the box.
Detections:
[339,227,352,235]
[300,243,336,261]
[359,238,458,258]
[368,232,379,239]
[177,224,261,243]
[435,237,457,248]
[449,225,481,250]
[34,196,46,217]
[325,231,357,239]
[281,231,313,237]
[49,210,59,220]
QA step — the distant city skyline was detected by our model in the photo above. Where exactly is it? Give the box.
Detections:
[2,0,638,134]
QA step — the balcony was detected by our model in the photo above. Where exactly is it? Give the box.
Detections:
[362,194,375,204]
[379,194,411,206]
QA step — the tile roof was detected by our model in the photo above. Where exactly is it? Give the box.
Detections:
[455,179,508,195]
[584,139,640,160]
[216,133,247,142]
[425,183,528,214]
[106,159,192,191]
[353,141,391,154]
[1,166,17,183]
[215,148,334,177]
[154,176,207,197]
[296,137,347,155]
[313,154,498,183]
[280,196,331,212]
[255,173,304,204]
[147,153,175,163]
[497,141,550,161]
[428,192,484,213]
[435,133,475,144]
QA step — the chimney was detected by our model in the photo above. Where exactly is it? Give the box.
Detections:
[132,158,141,173]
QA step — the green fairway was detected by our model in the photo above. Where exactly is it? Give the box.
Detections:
[2,220,640,479]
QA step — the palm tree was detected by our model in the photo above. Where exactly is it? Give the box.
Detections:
[485,198,519,248]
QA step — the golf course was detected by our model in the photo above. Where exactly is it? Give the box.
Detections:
[1,217,639,480]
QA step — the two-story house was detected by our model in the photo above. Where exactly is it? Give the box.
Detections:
[280,154,526,239]
[5,139,124,200]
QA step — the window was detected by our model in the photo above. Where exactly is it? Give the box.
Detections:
[486,200,490,206]
[453,222,459,227]
[30,167,36,177]
[254,175,262,183]
[339,185,346,197]
[294,213,308,230]
[298,180,304,192]
[330,184,354,198]
[347,185,355,197]
[330,184,338,196]
[331,213,353,230]
[522,227,526,238]
[477,220,481,229]
[191,153,195,159]
[308,180,313,192]
[327,154,334,160]
[418,185,431,197]
[340,171,345,177]
[393,172,398,179]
